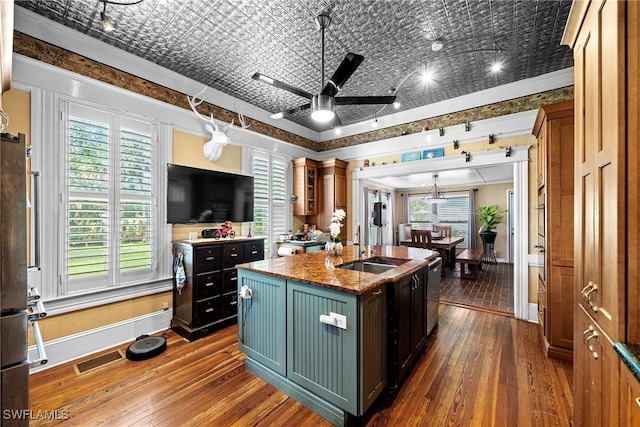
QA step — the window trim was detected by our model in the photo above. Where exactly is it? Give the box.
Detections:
[30,92,173,315]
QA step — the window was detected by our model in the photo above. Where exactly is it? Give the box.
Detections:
[407,195,433,223]
[64,102,157,294]
[407,192,469,248]
[252,151,287,256]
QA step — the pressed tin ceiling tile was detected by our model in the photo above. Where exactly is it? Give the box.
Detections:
[16,0,573,132]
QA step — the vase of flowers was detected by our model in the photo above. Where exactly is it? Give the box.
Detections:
[326,209,345,256]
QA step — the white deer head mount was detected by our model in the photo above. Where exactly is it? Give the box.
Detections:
[187,86,230,162]
[187,86,251,162]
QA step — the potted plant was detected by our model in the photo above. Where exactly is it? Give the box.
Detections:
[475,204,507,244]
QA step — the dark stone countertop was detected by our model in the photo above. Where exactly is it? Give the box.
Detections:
[236,245,439,295]
[614,343,640,383]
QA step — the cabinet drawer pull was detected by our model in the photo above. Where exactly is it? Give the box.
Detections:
[372,289,382,296]
[585,330,598,343]
[205,282,214,287]
[582,325,594,344]
[205,308,213,313]
[251,250,258,255]
[590,350,599,360]
[206,256,215,261]
[635,397,640,408]
[230,300,238,305]
[231,253,238,257]
[581,281,594,296]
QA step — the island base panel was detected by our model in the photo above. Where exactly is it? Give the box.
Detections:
[246,357,348,427]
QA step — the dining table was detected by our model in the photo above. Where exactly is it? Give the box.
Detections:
[400,236,465,268]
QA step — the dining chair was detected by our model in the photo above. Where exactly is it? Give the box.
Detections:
[410,229,433,249]
[436,225,452,238]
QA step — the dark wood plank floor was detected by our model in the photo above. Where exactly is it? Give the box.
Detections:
[29,304,573,426]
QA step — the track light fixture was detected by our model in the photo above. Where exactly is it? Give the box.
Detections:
[99,0,145,32]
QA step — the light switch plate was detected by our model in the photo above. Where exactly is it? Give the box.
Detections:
[331,312,347,330]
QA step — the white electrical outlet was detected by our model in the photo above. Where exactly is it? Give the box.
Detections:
[331,312,347,330]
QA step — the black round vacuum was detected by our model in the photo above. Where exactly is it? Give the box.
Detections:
[126,335,167,361]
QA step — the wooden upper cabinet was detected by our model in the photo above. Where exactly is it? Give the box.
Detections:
[292,158,318,216]
[0,2,14,106]
[313,158,348,239]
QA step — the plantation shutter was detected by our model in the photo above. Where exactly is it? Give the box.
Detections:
[67,106,110,291]
[252,152,287,257]
[119,117,154,280]
[66,103,156,293]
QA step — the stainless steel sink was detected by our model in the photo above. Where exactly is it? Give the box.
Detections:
[337,261,396,274]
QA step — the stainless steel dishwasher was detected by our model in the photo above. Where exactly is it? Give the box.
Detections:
[426,257,442,335]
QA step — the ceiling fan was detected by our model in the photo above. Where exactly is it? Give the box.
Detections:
[252,11,396,125]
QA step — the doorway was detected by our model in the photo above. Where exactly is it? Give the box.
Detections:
[350,147,531,321]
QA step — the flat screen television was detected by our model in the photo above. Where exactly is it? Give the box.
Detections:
[167,163,254,224]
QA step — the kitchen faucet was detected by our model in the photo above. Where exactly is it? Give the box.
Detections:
[353,223,365,259]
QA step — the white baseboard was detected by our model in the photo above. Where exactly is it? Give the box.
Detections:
[28,309,173,373]
[528,303,539,323]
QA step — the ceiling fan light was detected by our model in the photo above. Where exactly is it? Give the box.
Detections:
[258,74,274,85]
[271,112,284,119]
[311,95,335,122]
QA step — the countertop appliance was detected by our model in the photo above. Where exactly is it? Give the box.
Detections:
[427,257,442,335]
[1,133,29,426]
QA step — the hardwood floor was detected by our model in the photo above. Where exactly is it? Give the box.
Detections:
[29,305,573,426]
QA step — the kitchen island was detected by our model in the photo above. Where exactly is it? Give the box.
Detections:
[236,245,439,426]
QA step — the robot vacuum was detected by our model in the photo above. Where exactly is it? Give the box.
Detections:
[126,335,167,361]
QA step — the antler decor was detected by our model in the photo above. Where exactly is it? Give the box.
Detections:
[187,86,251,162]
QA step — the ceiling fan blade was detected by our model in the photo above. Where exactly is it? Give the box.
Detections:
[252,72,313,100]
[335,95,396,105]
[321,53,364,97]
[270,103,311,119]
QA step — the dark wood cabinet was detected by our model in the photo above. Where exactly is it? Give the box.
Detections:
[171,238,264,341]
[388,266,426,390]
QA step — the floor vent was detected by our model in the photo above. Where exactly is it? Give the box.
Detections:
[73,350,124,375]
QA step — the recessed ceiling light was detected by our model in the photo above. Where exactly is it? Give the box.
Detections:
[431,40,443,52]
[491,61,503,72]
[421,70,434,83]
[393,101,400,109]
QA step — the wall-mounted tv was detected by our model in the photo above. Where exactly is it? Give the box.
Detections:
[167,163,254,224]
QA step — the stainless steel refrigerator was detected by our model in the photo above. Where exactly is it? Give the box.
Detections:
[1,133,28,426]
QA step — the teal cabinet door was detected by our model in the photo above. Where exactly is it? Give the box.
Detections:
[237,271,286,375]
[287,281,358,415]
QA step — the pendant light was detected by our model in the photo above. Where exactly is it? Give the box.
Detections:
[424,174,447,203]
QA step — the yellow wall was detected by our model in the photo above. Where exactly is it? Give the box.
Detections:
[2,88,30,135]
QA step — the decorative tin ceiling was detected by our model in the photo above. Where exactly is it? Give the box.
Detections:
[15,0,574,132]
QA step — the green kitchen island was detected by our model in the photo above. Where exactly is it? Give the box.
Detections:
[236,245,439,426]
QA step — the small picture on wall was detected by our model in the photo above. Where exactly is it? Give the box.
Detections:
[423,148,444,159]
[401,151,421,162]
